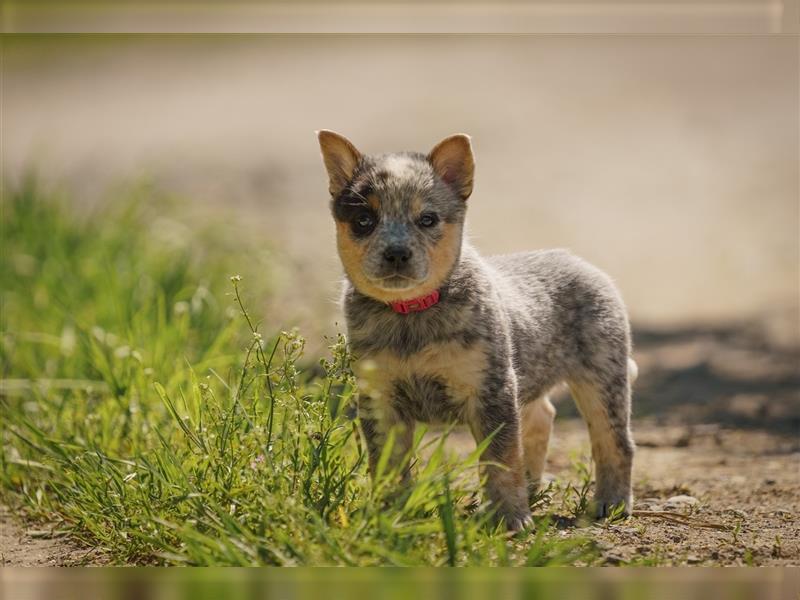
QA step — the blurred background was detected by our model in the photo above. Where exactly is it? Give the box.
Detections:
[3,30,799,429]
[4,34,797,324]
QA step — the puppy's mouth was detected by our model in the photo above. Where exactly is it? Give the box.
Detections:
[366,273,427,291]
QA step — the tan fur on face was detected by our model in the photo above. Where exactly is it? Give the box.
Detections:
[424,221,462,294]
[336,228,400,303]
[337,220,463,303]
[335,220,372,290]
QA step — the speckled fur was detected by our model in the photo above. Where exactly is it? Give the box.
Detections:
[317,131,635,531]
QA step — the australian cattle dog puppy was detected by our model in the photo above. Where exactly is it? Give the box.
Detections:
[317,130,636,531]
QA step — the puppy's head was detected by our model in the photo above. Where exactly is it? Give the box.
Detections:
[317,130,474,303]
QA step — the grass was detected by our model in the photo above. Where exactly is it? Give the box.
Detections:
[0,178,598,566]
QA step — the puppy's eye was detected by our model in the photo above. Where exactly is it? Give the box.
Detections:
[418,213,439,228]
[352,213,376,235]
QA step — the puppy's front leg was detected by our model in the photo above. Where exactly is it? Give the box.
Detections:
[358,395,414,484]
[470,383,532,532]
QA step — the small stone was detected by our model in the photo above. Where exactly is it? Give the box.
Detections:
[764,478,776,485]
[686,555,702,564]
[603,553,626,565]
[664,495,700,510]
[595,540,613,551]
[726,508,747,519]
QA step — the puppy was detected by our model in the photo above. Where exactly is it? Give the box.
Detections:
[317,130,635,531]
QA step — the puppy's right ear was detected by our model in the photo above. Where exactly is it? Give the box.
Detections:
[428,134,474,201]
[316,130,362,197]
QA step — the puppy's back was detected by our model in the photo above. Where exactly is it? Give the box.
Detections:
[487,248,630,349]
[488,249,623,308]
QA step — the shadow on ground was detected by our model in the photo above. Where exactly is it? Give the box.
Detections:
[557,322,800,436]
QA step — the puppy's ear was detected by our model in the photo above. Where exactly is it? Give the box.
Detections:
[317,130,362,197]
[428,134,474,201]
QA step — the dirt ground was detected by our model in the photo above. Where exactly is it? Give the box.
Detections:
[550,420,799,566]
[0,505,106,567]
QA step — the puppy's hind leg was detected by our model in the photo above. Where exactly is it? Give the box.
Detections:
[520,395,556,494]
[567,368,635,518]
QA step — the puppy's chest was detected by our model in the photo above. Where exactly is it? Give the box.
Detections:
[354,341,489,423]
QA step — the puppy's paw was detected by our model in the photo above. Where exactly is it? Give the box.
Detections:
[499,507,533,534]
[592,493,633,520]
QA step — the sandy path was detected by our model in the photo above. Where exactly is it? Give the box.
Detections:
[550,421,800,566]
[0,505,97,566]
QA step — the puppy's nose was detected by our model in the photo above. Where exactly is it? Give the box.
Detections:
[383,245,412,265]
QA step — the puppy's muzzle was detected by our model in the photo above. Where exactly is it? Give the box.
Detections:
[382,245,412,266]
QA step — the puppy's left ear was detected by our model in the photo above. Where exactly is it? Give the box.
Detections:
[428,134,475,201]
[317,130,362,197]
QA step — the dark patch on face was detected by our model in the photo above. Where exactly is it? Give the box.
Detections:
[333,183,379,238]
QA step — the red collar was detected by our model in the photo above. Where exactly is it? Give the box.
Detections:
[388,289,440,314]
